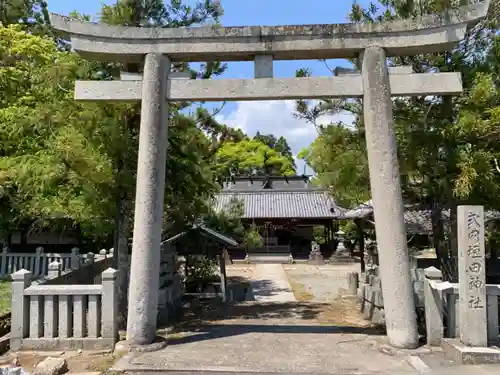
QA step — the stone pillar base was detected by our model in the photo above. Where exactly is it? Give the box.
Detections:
[114,336,168,356]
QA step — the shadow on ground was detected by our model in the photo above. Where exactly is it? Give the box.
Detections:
[165,296,386,343]
[248,278,292,299]
[167,322,385,345]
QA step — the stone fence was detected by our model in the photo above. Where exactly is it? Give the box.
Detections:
[37,250,115,286]
[157,249,183,325]
[349,265,425,325]
[424,266,500,347]
[10,250,118,351]
[0,247,112,279]
[10,265,118,351]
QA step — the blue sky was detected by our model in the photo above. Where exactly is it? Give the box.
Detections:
[47,0,366,171]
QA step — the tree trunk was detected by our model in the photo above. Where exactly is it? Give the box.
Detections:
[431,203,447,259]
[447,200,458,256]
[113,196,131,329]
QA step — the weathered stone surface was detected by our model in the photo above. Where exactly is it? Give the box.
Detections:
[0,367,29,375]
[74,73,463,102]
[49,2,490,62]
[32,357,68,375]
[254,55,273,78]
[347,272,358,295]
[371,307,386,325]
[126,53,171,346]
[457,205,487,347]
[361,46,418,349]
[442,338,500,364]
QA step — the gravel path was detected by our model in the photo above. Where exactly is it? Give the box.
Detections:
[284,264,360,302]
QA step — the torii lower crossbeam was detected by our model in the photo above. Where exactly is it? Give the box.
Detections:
[74,73,462,102]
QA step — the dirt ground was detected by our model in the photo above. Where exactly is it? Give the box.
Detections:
[283,263,381,328]
[226,264,255,278]
[170,262,381,330]
[0,350,118,374]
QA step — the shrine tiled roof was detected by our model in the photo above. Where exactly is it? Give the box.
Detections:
[341,200,500,235]
[213,190,345,219]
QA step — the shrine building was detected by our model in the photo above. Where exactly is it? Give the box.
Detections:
[213,175,344,261]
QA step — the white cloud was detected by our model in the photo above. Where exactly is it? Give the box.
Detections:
[216,100,355,173]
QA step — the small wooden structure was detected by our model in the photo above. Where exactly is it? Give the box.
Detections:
[162,224,238,302]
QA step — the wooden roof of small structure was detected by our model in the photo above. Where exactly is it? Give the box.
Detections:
[162,224,238,248]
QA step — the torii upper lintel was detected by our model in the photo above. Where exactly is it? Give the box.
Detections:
[49,0,491,62]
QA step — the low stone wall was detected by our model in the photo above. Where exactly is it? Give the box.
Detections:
[10,267,118,351]
[157,249,184,325]
[39,250,113,285]
[353,265,425,325]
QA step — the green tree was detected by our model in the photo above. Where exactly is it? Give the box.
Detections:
[298,124,370,207]
[88,0,227,325]
[253,132,296,172]
[0,25,111,241]
[214,139,296,178]
[0,0,49,28]
[204,197,263,249]
[296,0,499,279]
[0,0,229,326]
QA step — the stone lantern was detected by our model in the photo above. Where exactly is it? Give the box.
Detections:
[331,230,354,263]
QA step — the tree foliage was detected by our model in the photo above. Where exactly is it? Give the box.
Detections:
[254,132,296,171]
[214,139,296,178]
[297,0,499,270]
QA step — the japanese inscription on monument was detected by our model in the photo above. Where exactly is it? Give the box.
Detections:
[466,210,484,309]
[458,205,487,346]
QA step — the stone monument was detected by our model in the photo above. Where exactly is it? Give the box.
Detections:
[457,205,487,347]
[50,0,491,349]
[307,241,325,265]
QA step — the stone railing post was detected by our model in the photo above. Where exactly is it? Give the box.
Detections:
[86,252,95,265]
[99,249,108,260]
[10,269,31,351]
[0,245,8,277]
[71,247,80,269]
[47,261,61,279]
[101,268,118,346]
[347,272,359,296]
[424,266,444,346]
[34,247,43,277]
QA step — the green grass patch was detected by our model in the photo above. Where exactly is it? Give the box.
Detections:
[0,281,11,315]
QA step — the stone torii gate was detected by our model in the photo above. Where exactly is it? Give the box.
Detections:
[50,0,490,350]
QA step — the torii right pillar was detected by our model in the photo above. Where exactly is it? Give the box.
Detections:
[361,47,418,348]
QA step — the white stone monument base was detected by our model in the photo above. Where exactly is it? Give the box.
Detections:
[442,338,500,364]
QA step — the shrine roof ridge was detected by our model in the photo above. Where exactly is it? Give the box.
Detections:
[49,1,490,62]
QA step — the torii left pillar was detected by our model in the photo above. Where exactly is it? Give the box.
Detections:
[126,53,171,345]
